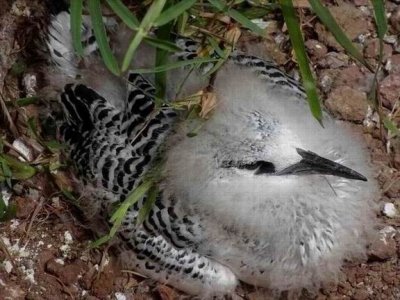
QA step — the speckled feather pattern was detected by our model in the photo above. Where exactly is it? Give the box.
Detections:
[46,11,378,296]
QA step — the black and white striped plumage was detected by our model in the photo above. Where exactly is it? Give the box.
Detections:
[46,10,378,297]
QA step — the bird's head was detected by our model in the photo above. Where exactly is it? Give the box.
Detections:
[163,61,376,224]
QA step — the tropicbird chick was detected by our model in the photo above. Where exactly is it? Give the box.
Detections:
[45,9,378,297]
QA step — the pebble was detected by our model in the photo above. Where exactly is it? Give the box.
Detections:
[382,203,398,218]
[325,87,368,122]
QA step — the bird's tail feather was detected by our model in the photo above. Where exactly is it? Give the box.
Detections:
[119,230,238,296]
[47,11,99,79]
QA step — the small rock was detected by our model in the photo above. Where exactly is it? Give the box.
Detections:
[385,54,400,73]
[45,258,64,276]
[353,289,369,300]
[91,266,116,298]
[317,52,349,69]
[3,260,13,273]
[335,66,373,93]
[46,259,86,286]
[319,72,335,94]
[382,202,398,218]
[394,152,400,170]
[379,73,400,109]
[115,292,127,300]
[390,6,400,32]
[80,266,96,290]
[382,271,396,284]
[60,264,85,286]
[364,38,392,61]
[368,226,397,261]
[354,0,369,6]
[1,282,26,300]
[305,39,327,59]
[325,87,368,122]
[378,167,400,198]
[247,290,275,300]
[14,196,36,219]
[315,3,371,50]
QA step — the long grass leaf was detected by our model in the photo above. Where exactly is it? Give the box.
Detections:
[227,9,265,36]
[133,57,219,74]
[143,36,181,52]
[371,0,387,39]
[371,0,387,64]
[154,0,197,27]
[155,20,173,103]
[70,0,84,56]
[91,180,153,248]
[122,0,167,72]
[280,0,322,124]
[383,117,400,137]
[0,158,12,187]
[88,0,120,75]
[308,0,372,71]
[0,194,5,220]
[136,187,158,225]
[0,154,36,180]
[208,0,265,36]
[16,96,39,107]
[106,0,140,30]
[110,180,153,223]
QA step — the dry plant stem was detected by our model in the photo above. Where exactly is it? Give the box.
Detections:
[97,246,111,277]
[121,269,149,278]
[198,11,231,24]
[25,196,45,239]
[0,92,18,137]
[189,25,228,42]
[0,236,15,267]
[47,272,74,299]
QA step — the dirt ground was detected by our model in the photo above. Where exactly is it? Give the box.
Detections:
[0,0,400,299]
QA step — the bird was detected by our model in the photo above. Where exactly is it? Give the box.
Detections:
[44,8,379,298]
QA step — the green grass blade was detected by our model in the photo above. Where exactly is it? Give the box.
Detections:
[208,0,265,36]
[106,0,140,30]
[143,36,181,52]
[240,6,273,19]
[16,96,39,107]
[70,0,84,56]
[0,194,5,220]
[176,11,189,35]
[122,0,167,72]
[88,0,120,75]
[207,36,225,58]
[383,117,400,137]
[136,187,158,225]
[133,57,219,74]
[371,0,387,63]
[154,0,197,27]
[0,157,12,187]
[154,19,174,103]
[371,0,387,39]
[227,9,265,36]
[91,180,153,248]
[0,154,36,180]
[1,204,16,222]
[280,0,322,124]
[308,0,372,71]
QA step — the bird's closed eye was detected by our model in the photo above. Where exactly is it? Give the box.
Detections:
[220,160,276,174]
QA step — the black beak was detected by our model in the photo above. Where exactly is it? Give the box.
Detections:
[276,148,367,181]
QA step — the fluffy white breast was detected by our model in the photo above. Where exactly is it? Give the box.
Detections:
[162,60,378,290]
